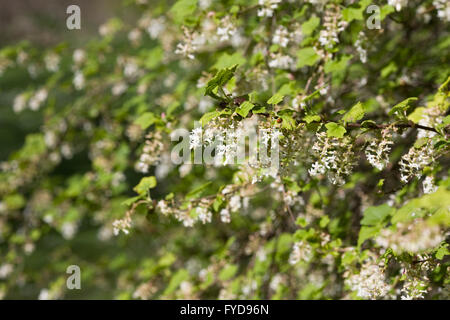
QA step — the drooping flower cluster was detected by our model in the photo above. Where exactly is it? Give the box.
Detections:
[112,215,132,235]
[309,132,355,185]
[354,31,368,64]
[433,0,450,22]
[365,127,394,171]
[216,16,237,42]
[44,53,60,72]
[289,241,312,265]
[318,4,347,49]
[174,26,204,60]
[399,142,435,183]
[399,255,433,300]
[345,261,392,300]
[375,219,444,253]
[272,26,290,47]
[136,132,165,173]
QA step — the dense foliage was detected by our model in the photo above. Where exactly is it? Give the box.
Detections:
[0,0,449,300]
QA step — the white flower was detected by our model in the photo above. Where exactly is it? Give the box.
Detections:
[73,71,85,90]
[272,26,289,47]
[157,200,171,215]
[13,93,27,113]
[0,264,13,279]
[268,53,294,69]
[146,17,166,39]
[433,0,450,22]
[257,0,282,18]
[113,218,131,235]
[401,277,428,300]
[112,82,128,96]
[189,127,203,149]
[197,207,212,224]
[216,16,237,42]
[220,208,231,223]
[44,131,57,148]
[308,161,326,176]
[38,289,51,300]
[29,88,48,111]
[73,49,86,65]
[44,53,60,72]
[388,0,408,11]
[61,222,77,239]
[289,241,312,265]
[399,142,434,183]
[229,195,241,212]
[423,176,438,194]
[365,128,393,171]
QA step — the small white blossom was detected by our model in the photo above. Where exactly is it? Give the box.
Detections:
[422,176,438,194]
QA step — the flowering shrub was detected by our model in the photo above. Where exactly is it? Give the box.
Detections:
[0,0,449,300]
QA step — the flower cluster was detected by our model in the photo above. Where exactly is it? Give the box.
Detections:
[345,261,392,300]
[365,127,394,171]
[136,132,165,173]
[289,241,312,265]
[175,26,204,60]
[433,0,450,22]
[399,142,435,183]
[309,132,355,185]
[375,219,444,253]
[257,0,282,18]
[318,5,347,49]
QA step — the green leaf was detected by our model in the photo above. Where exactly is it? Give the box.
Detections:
[361,204,393,226]
[252,105,267,114]
[134,112,156,130]
[325,122,347,138]
[301,16,320,36]
[4,194,25,210]
[219,264,238,281]
[212,52,246,70]
[436,243,449,260]
[407,107,426,123]
[143,47,163,69]
[169,0,197,24]
[320,215,330,228]
[342,0,371,22]
[280,114,296,130]
[200,110,221,126]
[205,65,238,99]
[236,101,255,117]
[186,182,212,199]
[380,5,395,20]
[388,97,418,116]
[133,176,157,195]
[296,47,320,68]
[342,102,365,123]
[267,93,284,105]
[121,196,143,207]
[324,55,352,74]
[213,196,224,212]
[358,225,381,248]
[303,114,321,124]
[414,137,428,149]
[342,7,364,22]
[163,269,189,295]
[381,61,397,78]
